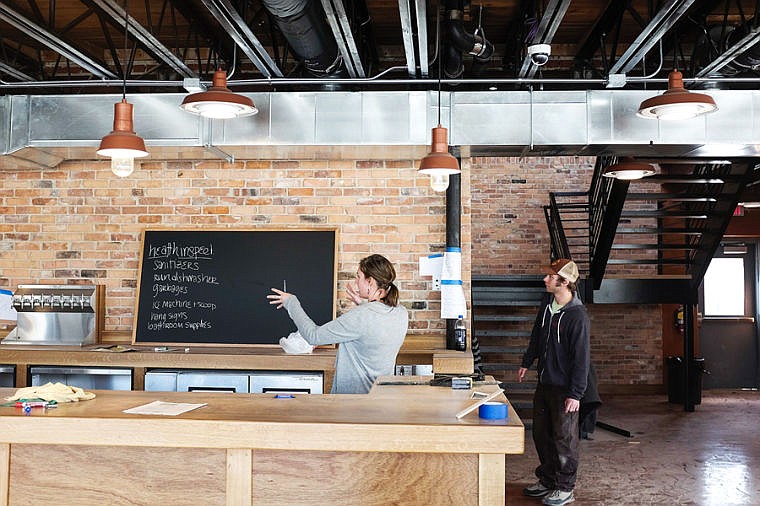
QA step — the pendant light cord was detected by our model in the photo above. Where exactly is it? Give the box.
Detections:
[122,0,129,101]
[437,0,442,125]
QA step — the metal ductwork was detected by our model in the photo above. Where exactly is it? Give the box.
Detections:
[260,0,344,77]
[4,89,760,170]
[443,0,493,79]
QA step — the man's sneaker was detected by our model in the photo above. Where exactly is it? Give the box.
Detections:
[542,489,575,506]
[522,481,551,497]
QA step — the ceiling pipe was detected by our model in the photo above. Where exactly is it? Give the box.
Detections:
[9,74,760,91]
[260,0,345,77]
[701,19,760,78]
[443,0,493,79]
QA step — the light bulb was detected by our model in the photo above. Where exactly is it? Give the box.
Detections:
[613,169,650,180]
[646,103,709,121]
[111,155,135,177]
[184,101,251,119]
[429,173,450,192]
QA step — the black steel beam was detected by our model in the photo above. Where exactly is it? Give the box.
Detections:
[593,278,696,304]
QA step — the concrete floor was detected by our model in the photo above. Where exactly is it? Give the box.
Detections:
[505,389,760,505]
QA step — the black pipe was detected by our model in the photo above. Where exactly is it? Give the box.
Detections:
[261,0,344,77]
[683,302,695,412]
[443,0,494,79]
[445,170,462,350]
[443,44,464,79]
[706,20,760,77]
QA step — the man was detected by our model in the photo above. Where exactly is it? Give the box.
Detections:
[518,258,590,506]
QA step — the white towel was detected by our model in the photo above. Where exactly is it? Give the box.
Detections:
[279,331,314,354]
[6,382,96,403]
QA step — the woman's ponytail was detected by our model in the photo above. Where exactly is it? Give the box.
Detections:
[359,254,400,307]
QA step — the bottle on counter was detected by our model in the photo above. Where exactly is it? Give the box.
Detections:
[454,315,467,351]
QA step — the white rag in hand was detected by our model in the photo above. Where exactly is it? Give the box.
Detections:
[279,331,314,354]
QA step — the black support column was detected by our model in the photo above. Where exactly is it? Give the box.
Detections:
[683,302,695,412]
[445,172,461,349]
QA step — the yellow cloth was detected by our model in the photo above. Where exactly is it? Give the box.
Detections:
[6,382,96,403]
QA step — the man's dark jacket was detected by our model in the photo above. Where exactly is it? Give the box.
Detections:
[521,292,591,400]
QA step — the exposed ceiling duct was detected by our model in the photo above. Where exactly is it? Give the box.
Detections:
[261,0,345,77]
[3,88,760,170]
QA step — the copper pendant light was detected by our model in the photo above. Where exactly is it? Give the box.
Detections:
[97,99,148,177]
[637,69,718,120]
[96,0,148,178]
[180,69,258,119]
[419,124,461,191]
[418,3,460,193]
[602,157,658,180]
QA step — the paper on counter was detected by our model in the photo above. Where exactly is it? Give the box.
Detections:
[123,400,207,416]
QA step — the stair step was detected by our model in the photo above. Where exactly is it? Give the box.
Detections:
[645,174,736,184]
[472,299,541,306]
[480,346,527,354]
[473,286,545,293]
[611,244,695,250]
[626,193,717,201]
[616,227,705,235]
[497,380,537,390]
[474,330,531,338]
[480,363,522,372]
[620,210,709,219]
[474,315,536,322]
[608,258,691,265]
[510,400,534,410]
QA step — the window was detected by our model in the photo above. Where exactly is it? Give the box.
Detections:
[703,257,745,316]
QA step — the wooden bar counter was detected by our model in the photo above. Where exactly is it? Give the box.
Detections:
[0,340,473,390]
[0,378,523,506]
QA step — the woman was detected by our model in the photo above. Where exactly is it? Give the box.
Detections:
[268,254,408,394]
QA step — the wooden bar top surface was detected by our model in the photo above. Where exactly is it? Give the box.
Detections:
[0,344,337,369]
[0,377,523,454]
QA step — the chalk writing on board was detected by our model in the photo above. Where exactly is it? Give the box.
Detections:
[133,229,336,346]
[148,242,214,260]
[146,241,218,332]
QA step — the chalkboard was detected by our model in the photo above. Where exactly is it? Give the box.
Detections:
[132,229,337,346]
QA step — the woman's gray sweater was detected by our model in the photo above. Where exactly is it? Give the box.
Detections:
[283,296,408,394]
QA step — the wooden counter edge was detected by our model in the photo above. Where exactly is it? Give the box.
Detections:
[0,417,524,454]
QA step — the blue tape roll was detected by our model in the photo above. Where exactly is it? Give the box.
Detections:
[478,402,508,420]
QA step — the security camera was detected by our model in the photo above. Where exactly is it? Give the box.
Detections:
[527,44,551,66]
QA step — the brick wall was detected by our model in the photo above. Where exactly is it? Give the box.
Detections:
[0,153,660,384]
[470,156,594,274]
[470,156,663,385]
[0,157,470,339]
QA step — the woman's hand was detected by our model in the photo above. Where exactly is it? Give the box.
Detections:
[267,288,292,309]
[346,282,365,305]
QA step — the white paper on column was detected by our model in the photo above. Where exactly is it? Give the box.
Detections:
[440,248,462,280]
[0,289,16,321]
[419,254,444,277]
[440,247,466,319]
[441,280,467,319]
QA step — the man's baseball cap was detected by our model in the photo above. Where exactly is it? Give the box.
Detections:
[542,258,579,283]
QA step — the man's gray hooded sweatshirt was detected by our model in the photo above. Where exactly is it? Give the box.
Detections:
[283,296,408,394]
[521,293,590,400]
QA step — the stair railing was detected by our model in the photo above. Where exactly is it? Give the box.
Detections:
[588,156,630,288]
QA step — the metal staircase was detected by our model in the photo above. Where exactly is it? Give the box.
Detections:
[473,156,760,421]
